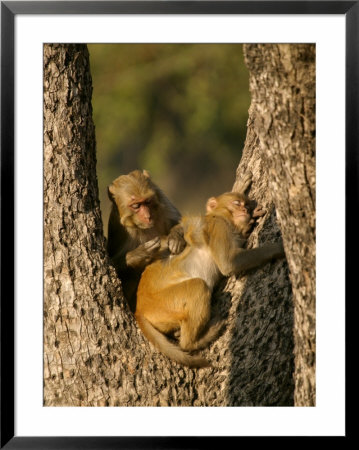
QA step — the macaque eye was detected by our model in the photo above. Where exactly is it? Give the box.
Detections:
[232,200,248,208]
[131,203,140,210]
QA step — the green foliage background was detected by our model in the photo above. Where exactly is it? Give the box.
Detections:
[88,44,250,233]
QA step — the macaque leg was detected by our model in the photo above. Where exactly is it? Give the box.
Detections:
[142,278,212,351]
[178,279,212,352]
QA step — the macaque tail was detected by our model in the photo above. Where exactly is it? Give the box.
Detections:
[136,315,210,368]
[187,319,225,352]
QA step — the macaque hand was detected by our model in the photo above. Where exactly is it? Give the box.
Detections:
[126,237,161,267]
[168,228,186,255]
[265,240,285,258]
[143,236,162,252]
[252,205,266,218]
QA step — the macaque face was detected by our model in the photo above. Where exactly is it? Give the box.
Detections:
[228,196,251,227]
[108,170,163,230]
[128,195,159,229]
[207,193,251,229]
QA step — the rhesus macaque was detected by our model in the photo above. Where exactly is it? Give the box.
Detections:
[135,188,285,368]
[107,169,185,311]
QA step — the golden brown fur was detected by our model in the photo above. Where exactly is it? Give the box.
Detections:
[135,190,284,368]
[107,170,184,311]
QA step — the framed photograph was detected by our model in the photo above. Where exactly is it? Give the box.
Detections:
[1,1,354,447]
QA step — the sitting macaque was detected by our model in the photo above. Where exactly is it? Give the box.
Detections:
[107,169,185,311]
[135,188,285,368]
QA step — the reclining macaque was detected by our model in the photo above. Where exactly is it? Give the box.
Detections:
[135,187,285,368]
[107,170,185,311]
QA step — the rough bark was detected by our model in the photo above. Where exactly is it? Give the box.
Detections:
[243,44,316,406]
[43,44,197,406]
[43,43,315,407]
[193,117,294,406]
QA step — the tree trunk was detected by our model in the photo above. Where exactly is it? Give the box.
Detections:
[243,44,316,406]
[44,44,198,406]
[44,43,314,407]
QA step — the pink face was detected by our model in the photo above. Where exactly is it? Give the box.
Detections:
[129,196,156,228]
[230,198,251,226]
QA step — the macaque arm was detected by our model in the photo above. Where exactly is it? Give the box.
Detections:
[230,242,285,274]
[207,218,242,276]
[167,223,186,254]
[126,237,162,268]
[207,218,284,276]
[111,237,161,272]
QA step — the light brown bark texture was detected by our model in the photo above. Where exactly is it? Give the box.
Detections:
[43,43,307,407]
[243,44,316,406]
[43,44,198,406]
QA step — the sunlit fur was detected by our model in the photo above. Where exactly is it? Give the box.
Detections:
[107,170,181,311]
[135,191,285,368]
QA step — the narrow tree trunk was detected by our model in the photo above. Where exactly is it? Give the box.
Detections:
[243,44,316,406]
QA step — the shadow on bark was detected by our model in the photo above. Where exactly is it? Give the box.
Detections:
[226,211,295,406]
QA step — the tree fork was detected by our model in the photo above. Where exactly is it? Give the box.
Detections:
[43,43,311,407]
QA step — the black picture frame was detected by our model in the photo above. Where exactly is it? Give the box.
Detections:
[1,1,355,448]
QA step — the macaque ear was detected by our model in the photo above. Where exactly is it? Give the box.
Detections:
[206,197,218,213]
[142,170,151,179]
[108,184,116,201]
